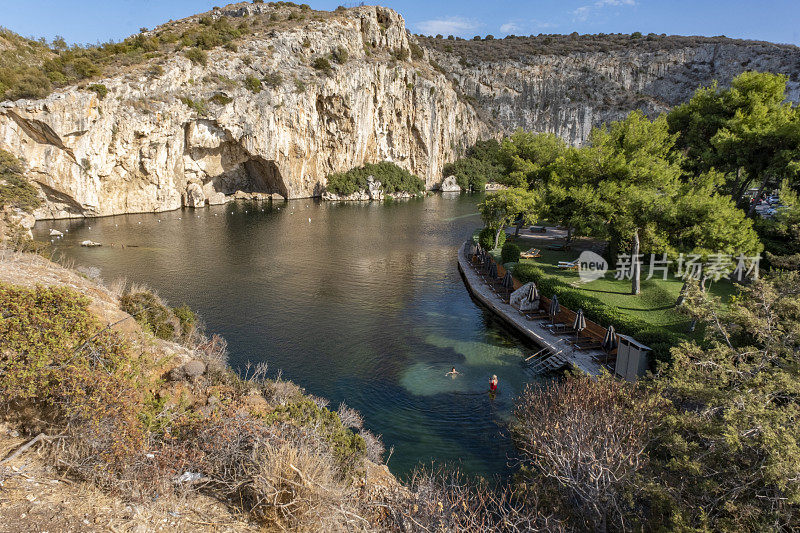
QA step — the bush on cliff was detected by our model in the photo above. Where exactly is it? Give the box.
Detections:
[0,284,150,480]
[325,161,425,196]
[0,149,42,212]
[0,273,380,529]
[312,57,333,75]
[120,289,181,340]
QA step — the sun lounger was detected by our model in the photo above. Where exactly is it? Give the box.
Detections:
[529,226,547,233]
[557,261,579,270]
[520,248,541,259]
[546,243,571,251]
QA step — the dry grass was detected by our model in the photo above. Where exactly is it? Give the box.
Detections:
[0,251,402,530]
[0,424,259,532]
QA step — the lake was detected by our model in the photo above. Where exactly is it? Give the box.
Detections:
[35,193,546,479]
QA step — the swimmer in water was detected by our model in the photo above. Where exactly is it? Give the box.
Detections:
[446,367,460,377]
[489,375,498,392]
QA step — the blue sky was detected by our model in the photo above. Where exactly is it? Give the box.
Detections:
[2,0,799,46]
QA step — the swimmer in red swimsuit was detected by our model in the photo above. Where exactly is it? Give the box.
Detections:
[489,374,498,392]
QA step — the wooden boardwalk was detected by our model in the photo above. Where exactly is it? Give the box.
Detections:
[457,242,606,376]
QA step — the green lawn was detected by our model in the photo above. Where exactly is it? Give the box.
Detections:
[498,242,740,340]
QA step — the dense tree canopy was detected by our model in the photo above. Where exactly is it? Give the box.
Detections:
[647,272,800,530]
[667,71,800,208]
[477,188,540,249]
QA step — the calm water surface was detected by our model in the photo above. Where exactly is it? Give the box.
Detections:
[35,194,545,478]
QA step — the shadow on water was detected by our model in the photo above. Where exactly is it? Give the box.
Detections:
[35,194,551,479]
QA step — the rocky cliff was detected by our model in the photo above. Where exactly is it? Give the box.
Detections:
[1,3,799,219]
[422,35,800,145]
[0,4,485,218]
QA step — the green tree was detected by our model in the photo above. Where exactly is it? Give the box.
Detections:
[498,130,567,189]
[647,273,800,530]
[574,111,683,294]
[668,72,800,209]
[442,138,505,192]
[554,111,760,295]
[477,188,540,249]
[0,149,41,212]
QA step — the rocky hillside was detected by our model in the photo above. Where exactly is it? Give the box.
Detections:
[1,2,799,219]
[423,34,800,144]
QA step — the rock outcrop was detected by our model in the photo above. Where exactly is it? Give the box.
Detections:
[1,3,798,219]
[424,37,800,146]
[439,175,461,192]
[0,5,484,218]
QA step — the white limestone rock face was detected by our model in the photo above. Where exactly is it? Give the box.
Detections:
[440,176,461,192]
[184,182,206,208]
[0,6,485,219]
[428,41,800,146]
[367,177,384,201]
[0,4,797,220]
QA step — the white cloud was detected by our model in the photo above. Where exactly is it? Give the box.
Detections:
[572,0,636,21]
[500,19,557,35]
[500,22,521,34]
[415,16,481,37]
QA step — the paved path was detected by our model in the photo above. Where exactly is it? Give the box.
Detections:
[457,242,604,375]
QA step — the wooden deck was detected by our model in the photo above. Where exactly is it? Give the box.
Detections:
[457,242,607,376]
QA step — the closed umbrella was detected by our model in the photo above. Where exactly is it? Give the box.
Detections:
[502,271,514,289]
[489,262,498,279]
[526,283,539,303]
[549,294,560,321]
[602,325,618,352]
[573,308,586,337]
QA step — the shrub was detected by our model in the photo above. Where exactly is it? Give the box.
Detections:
[391,47,409,61]
[179,95,208,115]
[262,396,366,468]
[294,79,306,93]
[331,45,348,64]
[325,161,425,196]
[0,149,42,212]
[501,242,521,263]
[210,92,233,105]
[409,42,424,59]
[148,64,165,77]
[119,289,179,340]
[191,411,363,530]
[513,375,654,530]
[172,303,197,337]
[0,284,148,479]
[184,47,207,65]
[244,74,262,93]
[262,71,282,88]
[478,226,505,250]
[312,57,332,75]
[87,83,108,99]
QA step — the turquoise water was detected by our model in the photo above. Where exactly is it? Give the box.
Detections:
[35,194,545,478]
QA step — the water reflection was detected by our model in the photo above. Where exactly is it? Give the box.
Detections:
[35,195,546,478]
